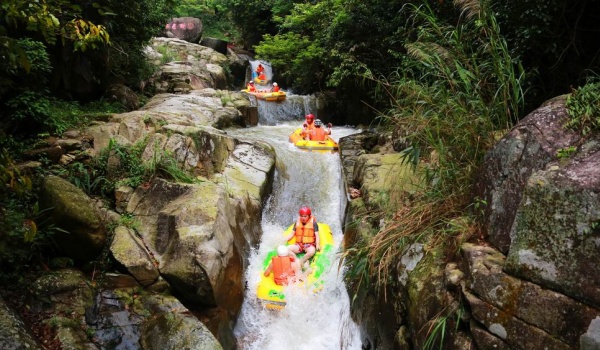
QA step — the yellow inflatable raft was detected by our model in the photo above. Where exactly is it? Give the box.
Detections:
[253,75,268,85]
[256,223,335,310]
[242,89,287,102]
[288,128,339,153]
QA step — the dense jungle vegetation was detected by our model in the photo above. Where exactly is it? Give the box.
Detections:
[2,0,600,306]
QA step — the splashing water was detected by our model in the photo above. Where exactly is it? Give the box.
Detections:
[228,123,363,350]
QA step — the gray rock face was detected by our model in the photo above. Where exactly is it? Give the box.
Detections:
[504,142,600,308]
[474,96,580,253]
[146,38,228,92]
[0,297,42,350]
[111,226,160,286]
[25,269,221,350]
[104,83,140,111]
[40,175,107,262]
[463,243,600,348]
[338,130,379,192]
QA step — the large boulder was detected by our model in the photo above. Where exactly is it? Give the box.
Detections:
[86,89,249,156]
[504,140,600,309]
[122,136,274,345]
[39,175,107,262]
[0,297,42,350]
[146,38,228,92]
[164,17,203,43]
[462,243,600,349]
[26,269,220,349]
[473,96,580,253]
[104,83,140,111]
[338,130,380,194]
[139,293,223,350]
[110,226,160,286]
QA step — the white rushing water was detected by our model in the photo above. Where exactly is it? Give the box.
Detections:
[227,121,363,350]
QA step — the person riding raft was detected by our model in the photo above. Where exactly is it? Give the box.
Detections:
[300,114,316,140]
[284,206,321,267]
[309,119,332,141]
[270,82,280,92]
[264,245,301,285]
[255,63,266,81]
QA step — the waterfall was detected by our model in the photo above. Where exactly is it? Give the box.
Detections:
[251,95,320,126]
[227,123,363,350]
[249,60,274,85]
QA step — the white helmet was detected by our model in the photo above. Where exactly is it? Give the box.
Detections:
[277,245,289,256]
[273,82,278,86]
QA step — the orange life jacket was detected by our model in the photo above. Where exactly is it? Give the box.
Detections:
[247,84,256,92]
[311,127,327,141]
[272,86,280,92]
[272,255,295,285]
[301,122,315,138]
[295,216,316,244]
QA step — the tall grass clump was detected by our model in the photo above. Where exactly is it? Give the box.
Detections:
[344,0,525,295]
[565,79,600,136]
[80,137,202,197]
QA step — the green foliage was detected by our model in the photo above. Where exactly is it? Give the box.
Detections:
[116,213,141,232]
[143,142,203,184]
[102,0,176,87]
[4,92,126,135]
[255,33,326,92]
[0,150,62,282]
[220,0,296,47]
[0,1,110,82]
[376,1,523,196]
[174,0,239,41]
[0,0,163,136]
[556,146,577,159]
[0,38,51,102]
[156,45,177,64]
[0,150,32,197]
[423,305,464,350]
[72,137,202,199]
[343,1,524,295]
[565,81,600,135]
[61,19,111,52]
[494,0,600,112]
[252,0,410,95]
[65,162,111,196]
[98,138,149,191]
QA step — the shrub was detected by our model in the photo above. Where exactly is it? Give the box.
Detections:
[565,80,600,135]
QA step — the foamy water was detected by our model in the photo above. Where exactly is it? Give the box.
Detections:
[228,122,363,350]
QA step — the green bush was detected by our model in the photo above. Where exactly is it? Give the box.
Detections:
[343,1,524,295]
[0,150,62,282]
[565,81,600,135]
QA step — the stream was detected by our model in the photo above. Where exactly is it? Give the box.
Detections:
[226,102,364,349]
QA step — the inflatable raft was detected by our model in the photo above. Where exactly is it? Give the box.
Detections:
[288,128,339,152]
[242,89,287,102]
[257,223,335,310]
[253,75,268,85]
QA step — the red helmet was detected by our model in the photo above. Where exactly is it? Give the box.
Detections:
[299,206,312,216]
[306,114,315,120]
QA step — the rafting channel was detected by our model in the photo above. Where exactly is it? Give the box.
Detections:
[226,103,363,349]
